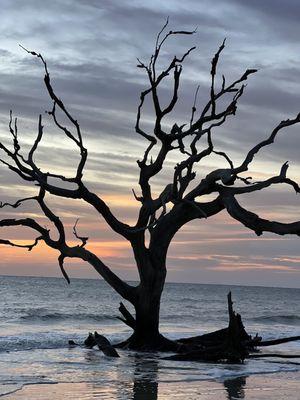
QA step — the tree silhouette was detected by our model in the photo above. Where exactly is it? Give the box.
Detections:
[1,21,300,350]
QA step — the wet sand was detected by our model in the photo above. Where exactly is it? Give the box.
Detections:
[3,372,300,399]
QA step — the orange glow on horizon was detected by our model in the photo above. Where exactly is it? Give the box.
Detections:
[101,194,138,208]
[0,239,131,266]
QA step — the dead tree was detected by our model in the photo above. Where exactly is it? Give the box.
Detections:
[1,22,300,351]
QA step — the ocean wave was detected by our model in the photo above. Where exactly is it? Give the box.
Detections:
[19,310,117,323]
[0,336,69,352]
[180,298,199,303]
[0,330,126,353]
[161,314,199,321]
[251,315,300,325]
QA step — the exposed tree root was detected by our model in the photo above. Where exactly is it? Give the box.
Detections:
[248,353,300,359]
[256,336,300,347]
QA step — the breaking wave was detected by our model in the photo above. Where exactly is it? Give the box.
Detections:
[19,310,117,323]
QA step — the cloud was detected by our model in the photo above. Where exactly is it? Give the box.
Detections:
[0,0,300,286]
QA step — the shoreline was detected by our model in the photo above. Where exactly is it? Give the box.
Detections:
[2,371,300,399]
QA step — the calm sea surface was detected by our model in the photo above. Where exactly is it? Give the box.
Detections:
[0,276,299,399]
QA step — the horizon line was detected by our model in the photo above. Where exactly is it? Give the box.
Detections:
[1,274,299,291]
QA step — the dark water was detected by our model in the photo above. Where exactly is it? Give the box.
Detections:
[0,276,299,398]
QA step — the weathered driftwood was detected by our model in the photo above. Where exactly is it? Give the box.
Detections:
[94,332,120,357]
[178,327,228,346]
[68,340,79,347]
[84,332,97,348]
[178,295,251,351]
[82,332,119,357]
[165,292,250,363]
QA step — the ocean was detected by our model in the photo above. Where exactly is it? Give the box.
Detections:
[0,276,299,399]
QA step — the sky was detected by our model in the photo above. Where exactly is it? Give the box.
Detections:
[0,0,300,288]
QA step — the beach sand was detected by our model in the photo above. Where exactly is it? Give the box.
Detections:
[3,372,300,399]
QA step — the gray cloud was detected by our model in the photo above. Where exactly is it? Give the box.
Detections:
[0,0,300,286]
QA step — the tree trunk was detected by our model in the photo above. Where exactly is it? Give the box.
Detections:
[128,277,164,349]
[123,241,180,351]
[125,245,178,350]
[134,293,161,344]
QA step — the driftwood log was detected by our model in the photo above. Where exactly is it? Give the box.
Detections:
[164,292,250,362]
[94,332,120,357]
[83,332,120,357]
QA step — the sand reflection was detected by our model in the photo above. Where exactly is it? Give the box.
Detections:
[132,355,158,399]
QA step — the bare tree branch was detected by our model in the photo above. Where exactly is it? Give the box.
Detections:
[28,114,44,166]
[219,162,300,196]
[221,193,300,237]
[0,235,43,251]
[210,39,226,116]
[58,254,70,284]
[0,52,135,241]
[189,85,200,128]
[20,45,87,182]
[0,196,37,209]
[234,115,300,174]
[72,218,89,247]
